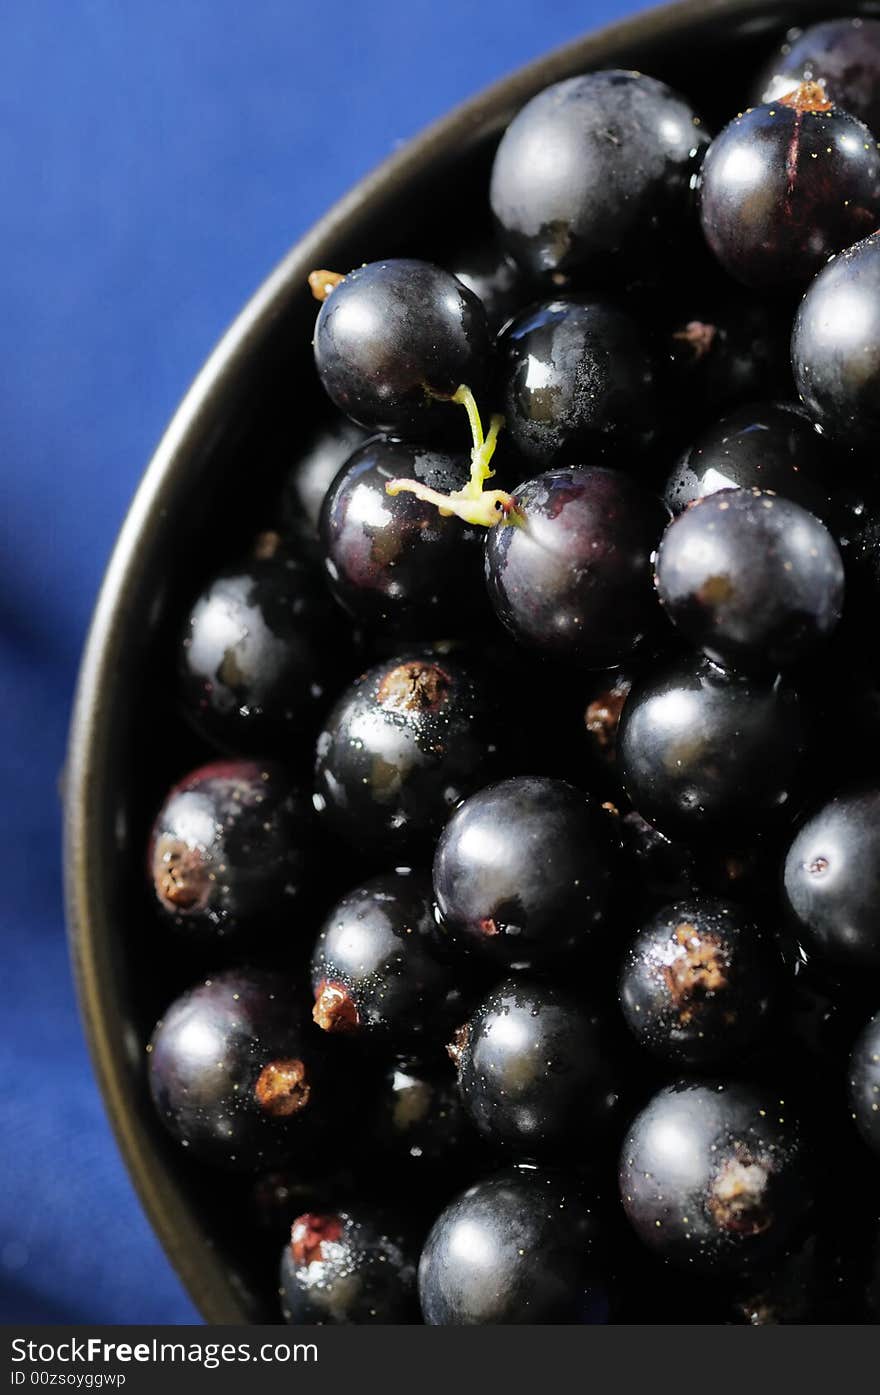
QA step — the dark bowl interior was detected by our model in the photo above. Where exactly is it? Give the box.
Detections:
[64,0,877,1324]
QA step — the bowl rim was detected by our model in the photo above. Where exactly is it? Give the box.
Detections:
[63,0,807,1323]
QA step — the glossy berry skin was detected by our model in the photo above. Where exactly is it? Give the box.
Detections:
[419,1168,607,1324]
[310,871,454,1040]
[618,653,807,839]
[280,416,367,538]
[783,789,880,970]
[698,93,880,288]
[619,1082,809,1274]
[485,468,668,669]
[490,70,708,281]
[655,489,845,672]
[449,241,525,334]
[619,897,778,1066]
[792,233,880,447]
[663,401,833,521]
[312,260,491,443]
[849,1011,880,1156]
[313,650,503,861]
[280,1208,419,1324]
[319,438,486,633]
[179,533,341,754]
[498,299,661,464]
[148,760,313,942]
[433,776,613,967]
[755,18,880,134]
[451,979,618,1159]
[148,971,324,1171]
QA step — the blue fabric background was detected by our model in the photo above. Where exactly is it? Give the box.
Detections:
[0,0,650,1322]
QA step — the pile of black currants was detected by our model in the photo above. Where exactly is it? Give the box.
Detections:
[145,16,880,1324]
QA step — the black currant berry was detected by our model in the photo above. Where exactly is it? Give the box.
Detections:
[485,468,668,668]
[663,400,834,521]
[148,760,313,942]
[147,970,324,1171]
[490,70,708,281]
[497,299,661,464]
[618,653,808,838]
[783,789,880,970]
[179,532,342,754]
[312,260,491,444]
[309,870,455,1041]
[792,232,880,447]
[419,1167,608,1324]
[313,649,504,861]
[698,84,880,288]
[619,1081,809,1273]
[619,897,778,1066]
[755,17,880,134]
[655,489,845,672]
[433,775,613,967]
[319,436,488,633]
[451,979,618,1159]
[280,1208,419,1323]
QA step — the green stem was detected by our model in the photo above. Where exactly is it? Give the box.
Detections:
[385,385,519,528]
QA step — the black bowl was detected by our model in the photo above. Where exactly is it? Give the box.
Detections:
[64,0,867,1324]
